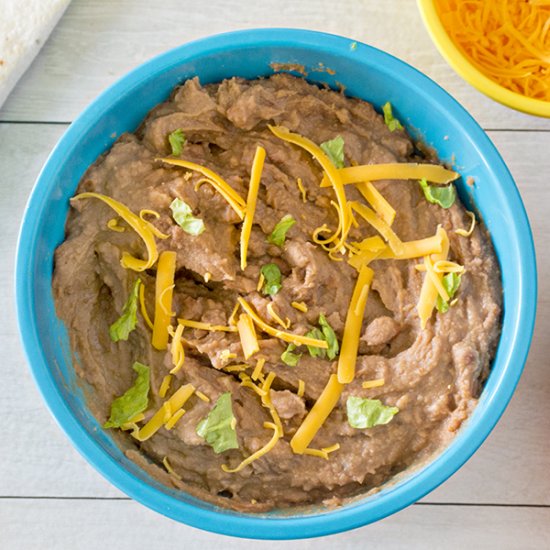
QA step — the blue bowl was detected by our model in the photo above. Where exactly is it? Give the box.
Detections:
[16,29,537,539]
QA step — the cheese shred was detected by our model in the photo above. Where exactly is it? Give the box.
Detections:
[240,146,265,270]
[138,283,154,330]
[134,383,195,441]
[320,163,459,187]
[237,297,328,349]
[158,158,246,219]
[152,251,177,350]
[290,374,344,454]
[337,265,374,384]
[455,210,476,237]
[266,302,291,329]
[237,313,260,359]
[362,378,385,389]
[72,192,159,271]
[159,375,173,398]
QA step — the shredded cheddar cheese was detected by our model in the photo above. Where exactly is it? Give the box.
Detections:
[237,313,260,359]
[417,226,450,328]
[138,282,154,330]
[228,302,240,326]
[266,302,291,329]
[436,0,550,101]
[162,456,182,479]
[73,192,159,271]
[376,233,443,260]
[256,272,265,292]
[320,163,459,187]
[362,378,385,389]
[297,379,305,397]
[237,297,328,349]
[291,301,308,312]
[159,158,246,219]
[337,265,374,384]
[351,201,405,255]
[455,210,476,237]
[107,217,125,232]
[240,146,265,270]
[195,390,210,403]
[134,383,195,441]
[290,374,343,454]
[221,422,280,473]
[177,319,238,332]
[424,255,450,302]
[296,177,307,202]
[356,181,396,226]
[433,260,465,274]
[139,209,169,239]
[268,125,350,255]
[169,323,185,374]
[252,357,266,381]
[303,443,341,460]
[152,251,177,350]
[159,375,173,398]
[165,408,186,430]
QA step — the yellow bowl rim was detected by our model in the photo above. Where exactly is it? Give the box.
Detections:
[417,0,550,118]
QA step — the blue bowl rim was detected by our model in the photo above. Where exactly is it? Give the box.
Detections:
[15,28,537,540]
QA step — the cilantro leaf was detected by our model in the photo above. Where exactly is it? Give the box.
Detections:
[281,344,301,366]
[436,272,462,313]
[267,214,296,247]
[196,392,239,454]
[382,102,404,132]
[109,279,141,342]
[419,178,456,209]
[104,362,150,428]
[320,136,345,169]
[260,263,282,296]
[305,328,326,358]
[306,315,339,360]
[168,129,187,156]
[170,197,205,235]
[346,396,399,429]
[319,314,339,360]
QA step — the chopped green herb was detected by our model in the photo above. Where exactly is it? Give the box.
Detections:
[267,214,296,247]
[436,272,462,313]
[170,197,205,235]
[320,136,345,169]
[168,129,186,156]
[419,178,456,209]
[306,315,339,360]
[346,396,399,429]
[109,279,141,342]
[196,392,239,454]
[305,328,325,358]
[319,314,339,360]
[104,362,150,429]
[281,344,301,366]
[382,102,404,132]
[260,263,282,296]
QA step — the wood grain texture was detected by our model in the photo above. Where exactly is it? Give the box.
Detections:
[2,499,549,550]
[1,0,550,130]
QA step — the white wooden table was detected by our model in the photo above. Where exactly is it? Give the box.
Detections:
[1,1,549,548]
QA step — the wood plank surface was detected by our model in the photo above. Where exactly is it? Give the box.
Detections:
[1,0,550,131]
[2,499,549,549]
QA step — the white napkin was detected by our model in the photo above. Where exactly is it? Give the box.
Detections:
[0,0,71,109]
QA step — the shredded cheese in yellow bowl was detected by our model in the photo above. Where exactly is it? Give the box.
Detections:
[418,0,550,117]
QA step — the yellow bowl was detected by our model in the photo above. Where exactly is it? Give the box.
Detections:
[417,0,550,118]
